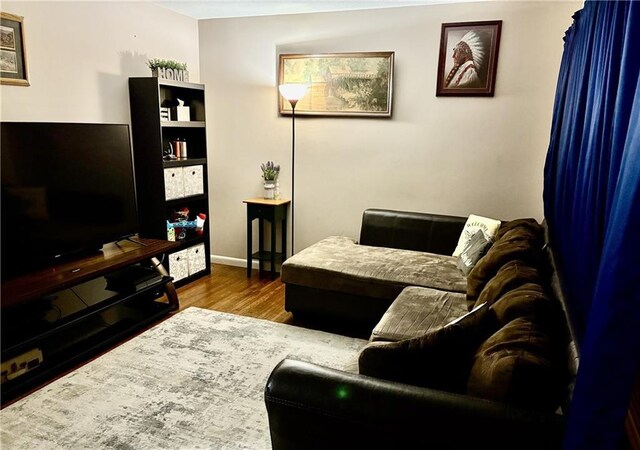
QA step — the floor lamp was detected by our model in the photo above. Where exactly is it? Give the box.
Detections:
[278,83,309,256]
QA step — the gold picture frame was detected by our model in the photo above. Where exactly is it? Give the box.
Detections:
[278,52,394,117]
[1,12,29,86]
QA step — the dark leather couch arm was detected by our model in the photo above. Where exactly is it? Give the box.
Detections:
[265,359,565,450]
[359,208,467,255]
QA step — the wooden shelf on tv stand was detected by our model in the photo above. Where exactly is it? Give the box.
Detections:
[1,238,179,308]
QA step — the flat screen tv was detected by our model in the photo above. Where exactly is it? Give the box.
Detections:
[1,122,139,279]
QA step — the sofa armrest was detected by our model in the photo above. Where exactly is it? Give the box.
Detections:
[265,359,565,450]
[359,208,466,255]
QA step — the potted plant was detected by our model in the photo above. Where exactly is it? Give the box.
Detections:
[261,161,280,199]
[147,58,189,81]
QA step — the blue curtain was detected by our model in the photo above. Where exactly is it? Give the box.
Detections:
[543,1,640,448]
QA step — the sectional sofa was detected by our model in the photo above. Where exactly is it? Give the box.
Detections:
[265,209,577,449]
[280,209,469,330]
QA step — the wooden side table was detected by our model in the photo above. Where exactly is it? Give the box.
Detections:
[244,198,290,280]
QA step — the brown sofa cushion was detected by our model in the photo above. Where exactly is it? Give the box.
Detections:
[466,220,544,309]
[358,303,500,393]
[471,260,542,310]
[467,316,567,411]
[489,282,568,337]
[495,218,544,242]
[489,282,549,324]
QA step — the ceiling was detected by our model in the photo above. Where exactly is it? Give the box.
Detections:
[152,0,479,20]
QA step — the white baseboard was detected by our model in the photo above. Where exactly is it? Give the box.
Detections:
[211,254,259,270]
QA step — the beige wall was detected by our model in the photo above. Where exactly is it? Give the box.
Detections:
[0,1,579,264]
[0,1,199,123]
[199,1,580,262]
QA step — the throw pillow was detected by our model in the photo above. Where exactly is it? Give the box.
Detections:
[457,230,492,276]
[358,303,500,393]
[467,317,568,412]
[452,214,502,257]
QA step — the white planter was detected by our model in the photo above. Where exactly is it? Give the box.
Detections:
[263,180,276,200]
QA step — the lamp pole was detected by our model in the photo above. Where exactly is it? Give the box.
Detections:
[290,99,298,256]
[278,83,308,258]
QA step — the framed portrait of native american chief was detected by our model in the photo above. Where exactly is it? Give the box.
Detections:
[436,20,502,97]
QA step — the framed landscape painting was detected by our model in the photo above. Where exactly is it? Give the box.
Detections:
[436,20,502,97]
[0,12,29,86]
[278,52,394,117]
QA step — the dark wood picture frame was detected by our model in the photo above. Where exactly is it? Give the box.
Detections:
[436,20,502,97]
[0,12,29,86]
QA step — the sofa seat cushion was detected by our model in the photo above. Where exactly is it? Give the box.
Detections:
[371,287,468,342]
[282,236,467,300]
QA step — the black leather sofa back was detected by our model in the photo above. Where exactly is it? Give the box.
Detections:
[359,209,467,254]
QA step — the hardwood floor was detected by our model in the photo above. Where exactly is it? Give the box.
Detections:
[177,263,368,339]
[177,264,294,325]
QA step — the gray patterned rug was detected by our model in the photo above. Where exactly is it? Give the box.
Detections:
[1,307,367,449]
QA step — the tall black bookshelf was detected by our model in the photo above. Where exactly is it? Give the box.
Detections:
[128,77,211,286]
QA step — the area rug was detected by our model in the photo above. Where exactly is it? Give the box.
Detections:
[1,307,367,449]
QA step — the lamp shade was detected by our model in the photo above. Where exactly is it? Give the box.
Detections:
[279,84,309,103]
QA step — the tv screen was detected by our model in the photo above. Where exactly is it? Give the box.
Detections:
[1,122,139,279]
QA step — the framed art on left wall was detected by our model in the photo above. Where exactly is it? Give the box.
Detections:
[0,12,29,86]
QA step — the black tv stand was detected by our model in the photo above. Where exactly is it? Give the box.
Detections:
[0,238,179,405]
